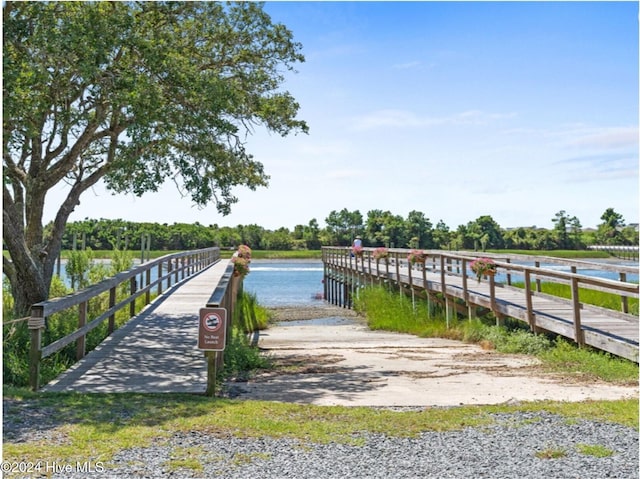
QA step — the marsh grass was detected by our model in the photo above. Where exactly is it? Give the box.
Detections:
[353,286,639,385]
[221,291,273,382]
[539,338,639,384]
[235,291,271,333]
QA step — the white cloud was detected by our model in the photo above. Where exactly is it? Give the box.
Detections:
[565,126,638,150]
[557,153,638,182]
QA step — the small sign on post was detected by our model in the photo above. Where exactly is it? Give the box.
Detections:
[198,308,227,351]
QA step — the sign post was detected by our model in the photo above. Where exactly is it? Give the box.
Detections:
[198,308,227,396]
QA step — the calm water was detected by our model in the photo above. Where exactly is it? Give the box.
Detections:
[243,260,325,307]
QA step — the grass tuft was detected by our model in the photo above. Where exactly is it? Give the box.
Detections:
[575,443,615,458]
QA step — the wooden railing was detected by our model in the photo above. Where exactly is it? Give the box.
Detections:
[202,257,239,396]
[322,247,639,360]
[28,247,221,390]
[588,245,639,261]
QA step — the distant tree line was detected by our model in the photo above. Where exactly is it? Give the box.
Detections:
[48,207,637,253]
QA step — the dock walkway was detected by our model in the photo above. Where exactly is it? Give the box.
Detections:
[43,260,231,393]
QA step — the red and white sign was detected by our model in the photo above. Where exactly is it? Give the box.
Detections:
[198,308,227,351]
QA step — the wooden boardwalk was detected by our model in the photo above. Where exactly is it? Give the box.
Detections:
[323,248,639,363]
[43,260,231,393]
[408,268,638,360]
[38,248,638,394]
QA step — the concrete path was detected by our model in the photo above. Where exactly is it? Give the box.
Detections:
[43,260,231,393]
[232,316,639,407]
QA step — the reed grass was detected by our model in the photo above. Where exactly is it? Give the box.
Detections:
[235,291,272,333]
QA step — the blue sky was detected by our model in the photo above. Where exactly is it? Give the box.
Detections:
[50,1,639,230]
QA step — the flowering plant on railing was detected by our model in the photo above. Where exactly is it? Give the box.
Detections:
[407,249,427,265]
[352,245,364,257]
[469,257,497,282]
[232,256,250,277]
[232,245,252,277]
[237,244,252,260]
[372,247,389,261]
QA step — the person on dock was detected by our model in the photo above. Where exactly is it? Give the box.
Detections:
[351,236,363,258]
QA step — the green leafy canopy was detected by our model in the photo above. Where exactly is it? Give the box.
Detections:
[3,1,307,314]
[3,1,307,213]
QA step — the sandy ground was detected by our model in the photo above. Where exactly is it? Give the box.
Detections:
[229,305,639,407]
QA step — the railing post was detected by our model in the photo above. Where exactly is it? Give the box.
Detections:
[28,306,46,391]
[571,277,584,346]
[489,274,499,326]
[130,277,137,318]
[461,258,471,318]
[77,301,87,360]
[145,268,152,305]
[109,286,116,334]
[439,255,450,325]
[394,251,401,293]
[506,258,512,286]
[535,261,542,292]
[620,272,629,313]
[524,270,536,332]
[157,263,163,295]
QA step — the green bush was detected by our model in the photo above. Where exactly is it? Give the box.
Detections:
[222,329,270,381]
[482,327,552,356]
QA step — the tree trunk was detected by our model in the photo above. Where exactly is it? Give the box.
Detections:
[11,263,49,318]
[3,211,49,316]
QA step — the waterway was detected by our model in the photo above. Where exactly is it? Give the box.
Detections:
[243,260,325,307]
[49,257,637,305]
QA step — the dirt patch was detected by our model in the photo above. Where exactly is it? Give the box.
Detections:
[268,305,361,322]
[257,353,346,378]
[232,307,638,406]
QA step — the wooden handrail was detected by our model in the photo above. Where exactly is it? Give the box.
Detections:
[28,247,220,390]
[204,258,238,396]
[323,247,639,298]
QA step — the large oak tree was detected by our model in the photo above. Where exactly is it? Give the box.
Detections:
[3,1,308,315]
